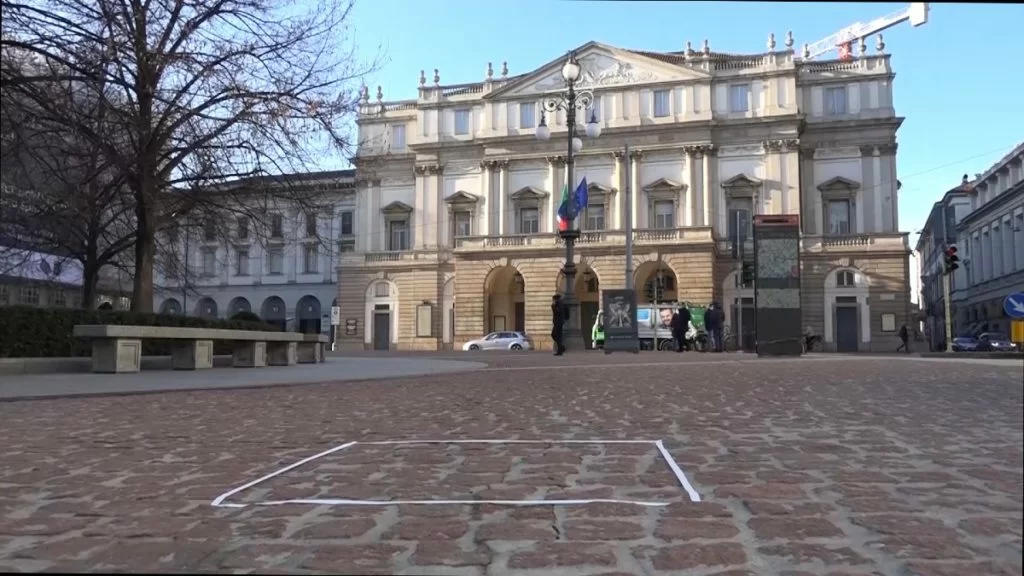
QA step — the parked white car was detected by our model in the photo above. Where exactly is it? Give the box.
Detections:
[462,331,533,351]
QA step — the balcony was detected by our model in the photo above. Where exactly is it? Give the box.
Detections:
[453,227,715,252]
[338,250,444,267]
[803,233,909,253]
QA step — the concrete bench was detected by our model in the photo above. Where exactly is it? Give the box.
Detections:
[299,334,330,364]
[72,325,310,373]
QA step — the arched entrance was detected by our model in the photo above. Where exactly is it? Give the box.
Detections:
[557,265,601,348]
[634,260,678,304]
[296,295,322,334]
[365,280,398,350]
[262,296,287,331]
[196,297,218,320]
[160,298,182,315]
[825,267,871,352]
[228,297,252,317]
[722,270,755,351]
[484,266,525,333]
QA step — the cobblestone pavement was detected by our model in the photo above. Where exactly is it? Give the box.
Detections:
[0,353,1021,575]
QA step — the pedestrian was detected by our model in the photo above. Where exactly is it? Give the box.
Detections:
[897,324,910,353]
[706,301,723,352]
[551,294,567,356]
[670,304,691,352]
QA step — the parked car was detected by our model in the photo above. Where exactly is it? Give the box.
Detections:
[951,337,978,352]
[462,331,533,351]
[975,332,1019,352]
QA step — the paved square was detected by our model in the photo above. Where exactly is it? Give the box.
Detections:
[0,353,1021,575]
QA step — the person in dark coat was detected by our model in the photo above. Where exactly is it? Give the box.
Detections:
[897,324,910,353]
[551,294,567,356]
[670,304,691,352]
[705,301,721,352]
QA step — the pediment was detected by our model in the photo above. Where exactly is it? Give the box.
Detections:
[445,191,479,204]
[721,173,763,189]
[588,182,617,195]
[381,201,414,214]
[817,176,861,192]
[486,41,709,100]
[510,186,549,200]
[644,177,686,192]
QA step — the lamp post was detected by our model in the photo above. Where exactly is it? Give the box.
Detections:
[536,51,602,352]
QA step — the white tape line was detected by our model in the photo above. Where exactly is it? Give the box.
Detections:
[362,439,659,445]
[215,498,671,509]
[210,440,359,507]
[655,439,701,503]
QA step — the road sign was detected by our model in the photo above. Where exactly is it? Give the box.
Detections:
[1004,292,1024,319]
[1011,320,1024,345]
[330,306,341,326]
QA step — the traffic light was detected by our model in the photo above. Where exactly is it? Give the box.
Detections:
[944,246,959,273]
[741,261,755,286]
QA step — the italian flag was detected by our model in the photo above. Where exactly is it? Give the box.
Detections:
[556,183,570,231]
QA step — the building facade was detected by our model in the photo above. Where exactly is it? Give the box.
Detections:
[0,247,131,310]
[153,170,356,335]
[955,143,1024,338]
[339,39,913,352]
[915,182,972,350]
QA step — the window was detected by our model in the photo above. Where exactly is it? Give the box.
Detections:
[0,286,8,305]
[586,203,605,231]
[391,124,406,150]
[728,84,750,113]
[236,217,249,240]
[304,211,317,238]
[1015,213,1024,271]
[270,214,284,238]
[203,218,217,242]
[727,207,752,247]
[201,248,216,276]
[837,270,855,287]
[340,210,354,236]
[454,109,471,135]
[653,89,671,117]
[519,102,536,129]
[824,86,847,115]
[20,285,39,305]
[338,239,355,253]
[590,96,601,122]
[50,288,66,307]
[388,219,409,251]
[303,244,318,273]
[519,208,539,234]
[267,248,284,275]
[235,248,249,276]
[416,303,433,338]
[374,282,390,298]
[827,199,852,235]
[453,211,472,239]
[653,201,674,229]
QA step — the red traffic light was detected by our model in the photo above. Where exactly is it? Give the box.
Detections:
[946,246,958,256]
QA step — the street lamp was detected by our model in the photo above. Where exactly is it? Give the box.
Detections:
[535,51,602,352]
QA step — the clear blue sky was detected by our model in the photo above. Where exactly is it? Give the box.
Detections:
[346,1,1024,241]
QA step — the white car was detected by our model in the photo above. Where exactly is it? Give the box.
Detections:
[462,331,533,351]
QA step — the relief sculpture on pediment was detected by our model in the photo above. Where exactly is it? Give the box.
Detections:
[535,54,659,92]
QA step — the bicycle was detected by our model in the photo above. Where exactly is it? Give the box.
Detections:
[718,325,737,352]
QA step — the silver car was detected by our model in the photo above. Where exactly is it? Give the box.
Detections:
[462,331,533,351]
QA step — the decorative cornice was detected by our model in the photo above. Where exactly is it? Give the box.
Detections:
[762,139,784,153]
[879,143,898,155]
[546,155,566,167]
[413,164,443,176]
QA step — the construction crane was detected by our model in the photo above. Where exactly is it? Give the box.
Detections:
[801,3,929,61]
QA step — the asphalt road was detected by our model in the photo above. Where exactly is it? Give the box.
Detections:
[0,352,1021,575]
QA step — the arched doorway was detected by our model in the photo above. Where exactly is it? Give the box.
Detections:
[557,266,601,348]
[825,267,871,352]
[296,295,322,334]
[228,297,252,317]
[262,296,287,331]
[365,280,398,350]
[722,270,755,351]
[634,260,678,304]
[160,298,182,315]
[196,297,218,320]
[484,266,525,334]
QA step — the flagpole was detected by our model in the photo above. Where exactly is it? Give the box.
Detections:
[624,143,633,288]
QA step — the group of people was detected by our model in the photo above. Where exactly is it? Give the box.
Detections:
[666,301,727,353]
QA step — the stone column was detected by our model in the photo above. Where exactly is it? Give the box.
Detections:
[480,161,493,235]
[782,139,800,216]
[762,139,784,215]
[684,147,697,227]
[413,167,429,249]
[880,143,899,232]
[497,160,509,235]
[630,149,643,228]
[701,145,715,228]
[433,165,445,249]
[612,151,625,229]
[799,147,818,235]
[546,156,565,233]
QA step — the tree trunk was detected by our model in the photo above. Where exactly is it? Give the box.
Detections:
[131,227,155,313]
[80,261,99,309]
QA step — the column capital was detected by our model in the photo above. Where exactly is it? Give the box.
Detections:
[629,149,644,161]
[859,145,877,157]
[546,155,566,167]
[878,142,898,155]
[782,138,800,152]
[497,159,511,169]
[612,150,625,159]
[479,159,497,170]
[762,139,784,153]
[798,146,816,160]
[414,164,443,176]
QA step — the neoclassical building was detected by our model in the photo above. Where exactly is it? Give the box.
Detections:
[337,37,913,352]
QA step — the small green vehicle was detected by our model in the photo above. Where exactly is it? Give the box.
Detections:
[592,310,605,349]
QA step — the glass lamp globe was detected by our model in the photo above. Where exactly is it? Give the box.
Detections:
[535,120,550,141]
[561,57,581,82]
[572,137,583,153]
[585,111,601,138]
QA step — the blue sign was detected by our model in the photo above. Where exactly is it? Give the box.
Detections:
[1004,292,1024,319]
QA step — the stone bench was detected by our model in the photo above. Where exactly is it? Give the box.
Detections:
[299,334,330,364]
[72,325,313,373]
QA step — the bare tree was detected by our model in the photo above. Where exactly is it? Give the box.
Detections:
[1,0,377,312]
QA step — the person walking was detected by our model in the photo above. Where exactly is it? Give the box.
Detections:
[551,294,567,356]
[670,304,691,352]
[896,324,910,353]
[706,301,723,352]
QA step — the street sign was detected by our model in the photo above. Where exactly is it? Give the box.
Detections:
[601,289,640,354]
[330,306,341,326]
[1011,320,1024,345]
[1004,292,1024,319]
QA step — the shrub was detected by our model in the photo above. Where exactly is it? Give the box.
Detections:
[229,310,262,323]
[0,305,282,358]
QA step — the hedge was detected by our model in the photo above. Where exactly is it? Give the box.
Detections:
[0,305,282,358]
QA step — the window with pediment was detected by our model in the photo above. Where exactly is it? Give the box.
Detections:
[644,178,685,229]
[816,177,860,236]
[584,183,615,231]
[381,201,414,251]
[722,174,762,245]
[444,191,478,242]
[510,186,549,234]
